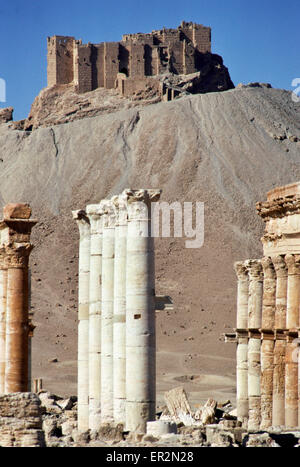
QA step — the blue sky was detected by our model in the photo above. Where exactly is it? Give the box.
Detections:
[0,0,299,120]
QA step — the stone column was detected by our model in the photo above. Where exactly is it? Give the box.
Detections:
[285,254,300,330]
[272,255,288,330]
[260,257,276,430]
[0,257,7,394]
[234,261,249,420]
[100,200,115,423]
[285,335,298,428]
[112,194,128,424]
[272,336,286,427]
[73,210,90,432]
[246,260,263,330]
[0,204,37,394]
[125,189,161,433]
[248,333,261,431]
[86,204,103,430]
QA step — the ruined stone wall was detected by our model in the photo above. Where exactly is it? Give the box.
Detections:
[47,23,212,93]
[0,393,45,447]
[47,36,75,87]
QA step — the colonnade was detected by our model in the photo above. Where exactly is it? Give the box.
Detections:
[73,189,161,433]
[234,255,300,430]
[0,203,36,394]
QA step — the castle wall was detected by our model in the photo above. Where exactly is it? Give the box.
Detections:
[47,22,212,92]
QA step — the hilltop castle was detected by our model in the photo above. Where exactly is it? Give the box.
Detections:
[47,21,212,96]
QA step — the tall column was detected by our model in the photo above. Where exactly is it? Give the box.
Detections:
[0,204,37,394]
[234,261,249,421]
[272,255,287,427]
[285,335,298,427]
[272,255,288,331]
[246,259,263,330]
[86,204,103,431]
[286,254,300,330]
[73,210,90,432]
[125,189,161,433]
[260,257,276,430]
[0,258,7,393]
[101,200,115,423]
[272,337,286,427]
[248,334,261,431]
[112,194,128,424]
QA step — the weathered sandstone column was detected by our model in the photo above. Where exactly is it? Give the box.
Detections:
[1,204,37,393]
[246,260,263,330]
[112,194,128,423]
[286,254,300,330]
[272,255,288,330]
[0,258,7,394]
[260,257,276,430]
[86,204,103,430]
[234,261,249,420]
[248,334,261,431]
[125,189,161,433]
[101,200,115,423]
[73,210,90,432]
[272,337,286,427]
[285,335,298,428]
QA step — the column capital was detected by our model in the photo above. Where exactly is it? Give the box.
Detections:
[261,257,276,279]
[111,195,128,226]
[245,259,263,279]
[0,244,33,268]
[122,189,161,221]
[285,254,300,274]
[72,210,90,237]
[271,255,287,277]
[86,203,105,234]
[100,199,116,229]
[234,261,248,280]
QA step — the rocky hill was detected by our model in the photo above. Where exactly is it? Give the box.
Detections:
[0,85,299,408]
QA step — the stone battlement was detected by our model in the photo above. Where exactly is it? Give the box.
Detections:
[47,22,212,94]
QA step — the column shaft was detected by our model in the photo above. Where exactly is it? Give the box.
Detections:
[272,339,286,426]
[113,196,127,423]
[0,268,7,393]
[125,189,161,433]
[260,338,274,430]
[285,338,298,427]
[248,336,261,431]
[87,205,103,430]
[73,210,90,432]
[272,255,287,330]
[286,255,300,330]
[101,201,115,423]
[246,260,263,329]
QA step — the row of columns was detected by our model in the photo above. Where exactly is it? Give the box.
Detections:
[0,204,36,394]
[73,189,161,433]
[234,255,300,430]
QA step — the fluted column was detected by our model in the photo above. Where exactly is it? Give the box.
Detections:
[86,204,103,430]
[112,194,128,424]
[125,189,161,433]
[246,259,263,330]
[73,210,90,432]
[234,261,249,420]
[0,257,7,393]
[101,200,115,423]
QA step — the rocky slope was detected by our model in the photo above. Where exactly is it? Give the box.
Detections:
[0,85,300,408]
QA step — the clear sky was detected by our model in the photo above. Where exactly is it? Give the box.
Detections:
[0,0,299,120]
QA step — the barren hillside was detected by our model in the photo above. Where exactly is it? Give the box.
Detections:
[0,85,299,408]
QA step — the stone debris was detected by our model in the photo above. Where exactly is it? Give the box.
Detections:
[0,107,13,124]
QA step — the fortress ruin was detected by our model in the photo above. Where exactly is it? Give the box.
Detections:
[47,21,212,97]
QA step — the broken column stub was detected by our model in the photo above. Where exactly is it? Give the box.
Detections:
[72,209,90,432]
[125,188,161,433]
[86,203,104,430]
[112,194,128,424]
[100,199,115,423]
[0,204,37,393]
